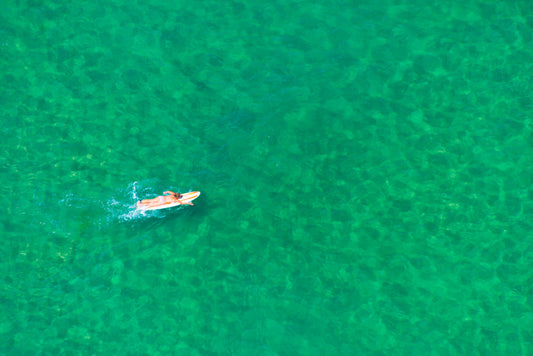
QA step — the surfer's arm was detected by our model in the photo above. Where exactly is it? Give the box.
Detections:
[163,190,175,195]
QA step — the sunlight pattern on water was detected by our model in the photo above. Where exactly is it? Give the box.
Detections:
[1,0,533,354]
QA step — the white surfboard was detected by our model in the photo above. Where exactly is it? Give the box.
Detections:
[136,191,200,211]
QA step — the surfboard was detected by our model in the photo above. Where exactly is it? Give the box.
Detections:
[136,191,200,211]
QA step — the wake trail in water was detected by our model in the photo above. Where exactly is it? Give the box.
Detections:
[110,181,146,222]
[112,180,181,222]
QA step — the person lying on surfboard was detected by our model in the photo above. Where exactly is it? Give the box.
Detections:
[137,190,193,209]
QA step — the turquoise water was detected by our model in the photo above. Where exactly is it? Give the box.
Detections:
[1,0,533,354]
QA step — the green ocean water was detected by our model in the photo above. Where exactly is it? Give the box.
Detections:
[1,0,533,354]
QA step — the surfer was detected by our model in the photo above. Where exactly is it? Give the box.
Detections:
[137,190,194,209]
